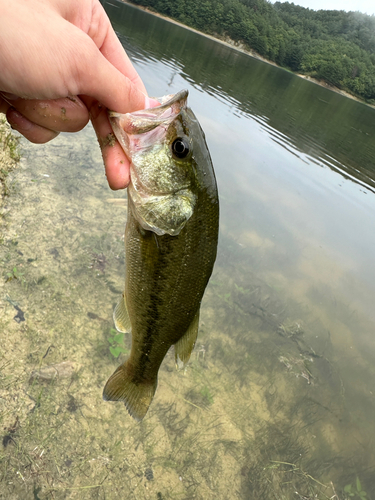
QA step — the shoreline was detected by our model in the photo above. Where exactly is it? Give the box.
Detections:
[0,113,20,244]
[120,0,369,106]
[0,114,20,206]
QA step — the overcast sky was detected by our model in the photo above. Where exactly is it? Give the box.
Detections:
[270,0,375,16]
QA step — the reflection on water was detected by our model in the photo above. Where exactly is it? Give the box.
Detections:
[108,0,375,191]
[1,0,375,498]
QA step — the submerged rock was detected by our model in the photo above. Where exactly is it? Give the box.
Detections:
[30,361,78,382]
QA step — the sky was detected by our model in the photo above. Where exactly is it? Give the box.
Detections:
[270,0,375,16]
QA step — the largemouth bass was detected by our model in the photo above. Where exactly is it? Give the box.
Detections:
[103,90,219,420]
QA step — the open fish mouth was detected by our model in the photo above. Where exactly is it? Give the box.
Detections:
[108,89,195,236]
[108,90,188,151]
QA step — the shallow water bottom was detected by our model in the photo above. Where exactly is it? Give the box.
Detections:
[0,128,374,500]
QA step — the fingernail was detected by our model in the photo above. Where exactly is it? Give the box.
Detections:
[1,92,20,102]
[144,96,160,109]
[7,109,32,131]
[88,100,104,120]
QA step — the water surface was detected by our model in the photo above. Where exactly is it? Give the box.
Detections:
[1,1,375,498]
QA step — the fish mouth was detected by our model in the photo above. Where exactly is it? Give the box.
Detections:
[108,90,189,160]
[108,90,188,135]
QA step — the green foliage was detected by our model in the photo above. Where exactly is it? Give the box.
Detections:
[199,385,214,405]
[0,117,20,201]
[5,266,25,284]
[344,477,368,499]
[107,328,129,358]
[0,117,20,162]
[129,0,375,101]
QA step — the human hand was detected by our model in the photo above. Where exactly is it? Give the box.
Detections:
[0,0,152,189]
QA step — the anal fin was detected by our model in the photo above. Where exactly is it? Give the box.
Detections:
[174,309,200,369]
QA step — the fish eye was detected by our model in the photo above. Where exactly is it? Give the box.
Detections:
[171,138,190,159]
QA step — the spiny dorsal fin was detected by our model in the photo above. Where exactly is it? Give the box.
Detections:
[174,309,200,369]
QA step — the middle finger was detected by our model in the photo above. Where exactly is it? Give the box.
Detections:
[2,94,89,133]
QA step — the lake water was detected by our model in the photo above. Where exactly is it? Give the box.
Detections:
[1,1,375,498]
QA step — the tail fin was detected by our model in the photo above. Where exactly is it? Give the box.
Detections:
[103,363,157,421]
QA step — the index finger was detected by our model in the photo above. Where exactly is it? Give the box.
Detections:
[99,24,147,97]
[87,99,130,190]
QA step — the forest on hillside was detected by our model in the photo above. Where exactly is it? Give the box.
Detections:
[127,0,375,103]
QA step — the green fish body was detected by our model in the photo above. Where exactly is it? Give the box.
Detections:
[103,90,219,420]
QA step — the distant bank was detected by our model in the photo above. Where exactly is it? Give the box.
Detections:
[114,0,373,107]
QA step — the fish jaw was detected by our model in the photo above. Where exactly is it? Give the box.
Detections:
[109,90,196,236]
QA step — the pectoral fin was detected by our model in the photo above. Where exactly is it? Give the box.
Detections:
[113,292,132,333]
[174,309,200,369]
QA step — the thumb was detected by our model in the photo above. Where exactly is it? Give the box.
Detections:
[79,49,146,113]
